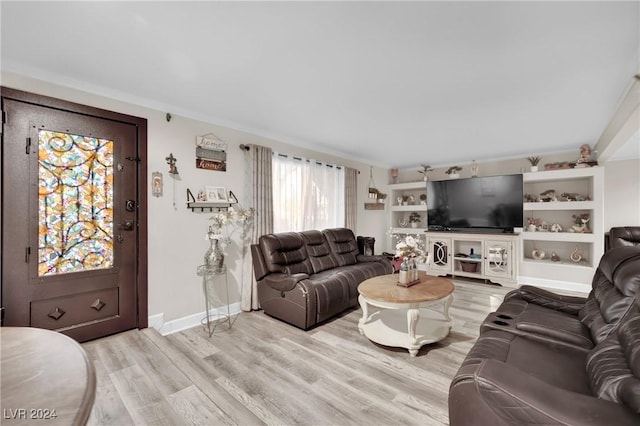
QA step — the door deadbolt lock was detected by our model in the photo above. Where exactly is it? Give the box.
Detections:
[126,200,136,212]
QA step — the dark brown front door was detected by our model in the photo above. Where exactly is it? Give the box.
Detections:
[1,88,148,342]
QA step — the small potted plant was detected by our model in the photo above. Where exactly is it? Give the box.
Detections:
[409,212,421,228]
[417,163,433,181]
[527,156,541,172]
[445,166,462,179]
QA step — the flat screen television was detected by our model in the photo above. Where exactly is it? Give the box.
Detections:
[426,174,523,233]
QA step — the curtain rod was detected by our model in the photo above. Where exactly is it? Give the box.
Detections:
[274,152,347,170]
[240,143,360,173]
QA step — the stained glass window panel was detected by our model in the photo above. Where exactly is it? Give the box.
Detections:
[38,130,114,276]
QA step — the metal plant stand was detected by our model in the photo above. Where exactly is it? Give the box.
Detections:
[196,264,231,337]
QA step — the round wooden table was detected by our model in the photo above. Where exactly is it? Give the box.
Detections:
[0,327,96,425]
[357,273,455,356]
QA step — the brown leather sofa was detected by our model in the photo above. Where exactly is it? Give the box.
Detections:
[251,228,393,330]
[449,246,640,425]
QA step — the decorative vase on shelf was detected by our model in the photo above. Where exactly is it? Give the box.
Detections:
[411,222,418,228]
[204,237,224,273]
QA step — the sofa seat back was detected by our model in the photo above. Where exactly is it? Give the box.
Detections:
[579,247,640,344]
[587,292,640,414]
[258,232,313,275]
[322,228,360,266]
[300,230,338,274]
[609,226,640,250]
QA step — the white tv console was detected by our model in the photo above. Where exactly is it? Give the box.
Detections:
[424,231,520,288]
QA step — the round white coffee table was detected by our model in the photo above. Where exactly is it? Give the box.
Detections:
[357,272,454,356]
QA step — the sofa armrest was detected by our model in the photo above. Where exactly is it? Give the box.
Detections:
[457,359,638,426]
[515,285,587,315]
[262,273,309,292]
[356,255,394,273]
[356,254,386,263]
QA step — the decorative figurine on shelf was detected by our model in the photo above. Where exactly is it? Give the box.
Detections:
[539,189,557,202]
[560,193,590,202]
[527,217,540,232]
[390,168,399,184]
[445,166,462,179]
[420,194,427,205]
[570,213,591,233]
[409,212,421,228]
[532,248,545,260]
[524,193,538,203]
[576,144,592,167]
[417,164,433,181]
[570,247,583,263]
[551,251,560,262]
[471,160,479,177]
[550,223,563,233]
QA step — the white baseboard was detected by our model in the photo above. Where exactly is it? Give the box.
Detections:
[517,276,590,295]
[148,313,165,331]
[148,302,242,336]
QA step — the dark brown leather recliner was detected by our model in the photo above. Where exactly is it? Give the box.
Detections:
[251,228,392,330]
[449,246,640,425]
[480,247,640,350]
[608,226,640,250]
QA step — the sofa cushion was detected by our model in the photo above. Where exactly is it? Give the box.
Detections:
[463,330,591,395]
[516,307,593,348]
[491,247,640,349]
[334,261,394,301]
[322,228,360,266]
[305,269,351,318]
[300,230,338,274]
[258,232,312,275]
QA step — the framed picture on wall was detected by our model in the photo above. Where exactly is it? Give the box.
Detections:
[205,186,228,202]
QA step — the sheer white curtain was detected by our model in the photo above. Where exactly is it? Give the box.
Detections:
[273,154,345,232]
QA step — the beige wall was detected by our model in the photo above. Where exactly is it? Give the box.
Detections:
[603,157,640,229]
[1,71,389,324]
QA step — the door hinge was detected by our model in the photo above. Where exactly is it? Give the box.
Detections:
[1,110,6,124]
[26,137,32,154]
[25,246,31,263]
[126,156,141,162]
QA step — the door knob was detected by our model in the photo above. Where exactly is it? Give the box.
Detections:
[121,220,134,231]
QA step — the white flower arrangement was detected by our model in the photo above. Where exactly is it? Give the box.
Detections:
[393,234,426,262]
[205,206,255,246]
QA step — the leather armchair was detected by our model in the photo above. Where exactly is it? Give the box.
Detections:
[449,247,640,425]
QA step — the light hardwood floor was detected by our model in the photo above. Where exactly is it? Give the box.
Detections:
[83,279,510,426]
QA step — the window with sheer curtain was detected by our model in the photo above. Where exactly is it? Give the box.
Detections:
[272,153,345,233]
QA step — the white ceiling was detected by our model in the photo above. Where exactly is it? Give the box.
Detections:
[2,1,638,168]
